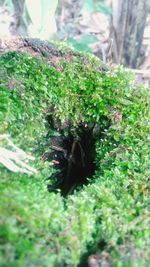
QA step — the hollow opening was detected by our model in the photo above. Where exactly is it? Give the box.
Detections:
[46,128,96,195]
[41,114,109,195]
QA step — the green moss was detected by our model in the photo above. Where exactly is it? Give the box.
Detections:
[0,44,149,267]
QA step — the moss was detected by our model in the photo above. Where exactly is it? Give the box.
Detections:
[0,40,149,266]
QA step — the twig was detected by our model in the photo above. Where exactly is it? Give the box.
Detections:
[125,68,150,76]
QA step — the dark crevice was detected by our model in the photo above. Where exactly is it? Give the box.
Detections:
[46,127,96,195]
[78,239,107,267]
[41,113,110,196]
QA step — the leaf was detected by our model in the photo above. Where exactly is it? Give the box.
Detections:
[26,0,58,39]
[4,0,14,12]
[67,38,91,52]
[81,0,111,16]
[67,34,98,53]
[81,33,98,44]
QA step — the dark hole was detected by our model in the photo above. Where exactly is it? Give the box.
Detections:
[41,112,109,196]
[46,126,96,195]
[78,239,107,267]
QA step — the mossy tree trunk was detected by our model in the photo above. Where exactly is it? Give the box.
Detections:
[111,0,149,68]
[0,37,149,267]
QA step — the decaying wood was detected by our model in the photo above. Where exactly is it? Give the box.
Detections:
[0,36,77,73]
[111,0,149,68]
[0,135,37,175]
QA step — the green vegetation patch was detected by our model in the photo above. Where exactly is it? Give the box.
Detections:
[0,46,149,267]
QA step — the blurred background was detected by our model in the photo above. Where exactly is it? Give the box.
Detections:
[0,0,150,86]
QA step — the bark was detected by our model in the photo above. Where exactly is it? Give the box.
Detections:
[11,0,30,36]
[111,0,149,68]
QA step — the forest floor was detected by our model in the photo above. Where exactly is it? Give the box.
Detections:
[0,1,150,87]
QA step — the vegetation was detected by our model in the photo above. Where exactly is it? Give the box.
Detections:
[0,42,149,267]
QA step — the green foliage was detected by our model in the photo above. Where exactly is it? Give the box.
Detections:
[59,0,111,53]
[67,34,98,53]
[81,0,112,16]
[0,46,149,267]
[2,0,14,13]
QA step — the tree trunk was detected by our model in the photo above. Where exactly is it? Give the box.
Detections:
[11,0,29,36]
[111,0,149,68]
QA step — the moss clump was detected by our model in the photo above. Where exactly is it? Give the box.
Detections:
[0,40,149,267]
